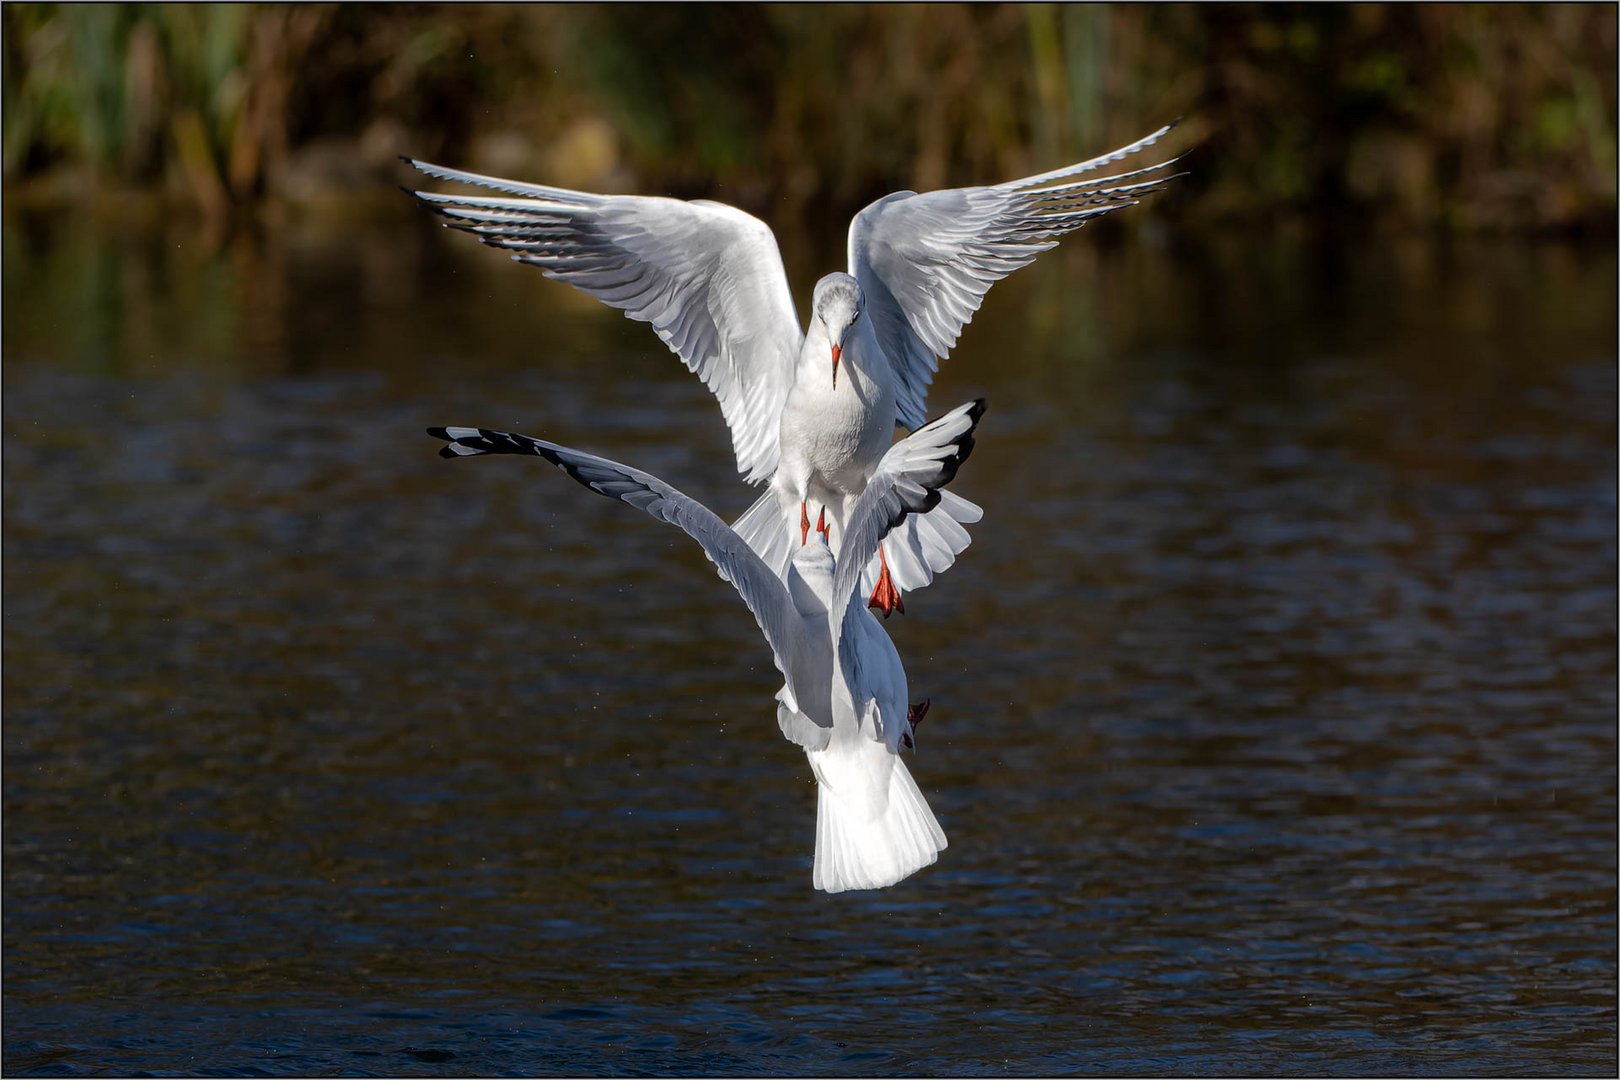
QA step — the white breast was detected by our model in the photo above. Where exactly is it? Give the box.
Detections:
[780,318,897,497]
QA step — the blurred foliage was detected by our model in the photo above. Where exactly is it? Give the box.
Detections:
[2,2,1614,233]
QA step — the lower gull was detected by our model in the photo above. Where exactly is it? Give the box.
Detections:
[429,400,986,893]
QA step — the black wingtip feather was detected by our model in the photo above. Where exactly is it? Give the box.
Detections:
[937,398,987,488]
[889,398,988,526]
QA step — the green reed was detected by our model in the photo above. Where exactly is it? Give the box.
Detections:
[2,3,1613,232]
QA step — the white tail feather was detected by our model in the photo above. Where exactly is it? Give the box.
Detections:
[737,486,981,601]
[732,489,794,577]
[809,740,947,893]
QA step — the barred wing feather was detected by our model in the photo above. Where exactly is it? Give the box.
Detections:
[847,121,1185,429]
[409,160,802,484]
[429,426,804,676]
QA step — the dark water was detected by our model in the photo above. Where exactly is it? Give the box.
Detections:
[3,207,1615,1076]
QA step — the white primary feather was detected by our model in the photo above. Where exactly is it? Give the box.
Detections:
[409,164,801,485]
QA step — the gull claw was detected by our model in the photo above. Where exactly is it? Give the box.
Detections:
[902,698,930,750]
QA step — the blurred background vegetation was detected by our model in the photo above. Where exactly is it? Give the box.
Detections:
[2,2,1615,236]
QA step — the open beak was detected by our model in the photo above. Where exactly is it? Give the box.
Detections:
[831,343,842,388]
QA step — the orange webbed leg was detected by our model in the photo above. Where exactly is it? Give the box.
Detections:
[867,544,904,618]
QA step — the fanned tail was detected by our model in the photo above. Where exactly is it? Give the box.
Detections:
[809,741,947,894]
[735,486,982,601]
[732,489,795,579]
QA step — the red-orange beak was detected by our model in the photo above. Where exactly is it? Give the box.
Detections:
[831,343,842,388]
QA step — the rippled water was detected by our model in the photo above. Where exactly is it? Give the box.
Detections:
[4,209,1615,1075]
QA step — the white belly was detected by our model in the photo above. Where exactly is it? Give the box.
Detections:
[773,322,898,557]
[781,354,895,492]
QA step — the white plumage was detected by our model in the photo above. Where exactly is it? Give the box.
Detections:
[428,399,986,892]
[405,122,1181,613]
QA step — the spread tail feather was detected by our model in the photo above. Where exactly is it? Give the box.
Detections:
[733,488,795,579]
[810,745,947,893]
[737,486,982,600]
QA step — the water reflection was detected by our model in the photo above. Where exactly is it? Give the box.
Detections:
[3,207,1615,1075]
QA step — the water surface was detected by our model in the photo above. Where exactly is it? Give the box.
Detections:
[3,211,1615,1075]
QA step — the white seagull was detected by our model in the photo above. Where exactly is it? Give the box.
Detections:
[428,399,986,892]
[405,121,1181,615]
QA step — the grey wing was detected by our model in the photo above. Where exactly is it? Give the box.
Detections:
[847,121,1185,429]
[408,160,802,484]
[429,426,804,676]
[829,399,986,615]
[835,604,907,749]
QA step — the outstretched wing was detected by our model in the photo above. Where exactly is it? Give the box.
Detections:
[848,122,1185,428]
[408,160,803,484]
[429,426,803,676]
[823,401,985,754]
[830,399,986,618]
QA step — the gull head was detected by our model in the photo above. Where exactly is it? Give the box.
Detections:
[787,534,836,615]
[811,273,864,388]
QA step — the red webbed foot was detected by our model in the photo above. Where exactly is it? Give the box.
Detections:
[867,545,904,618]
